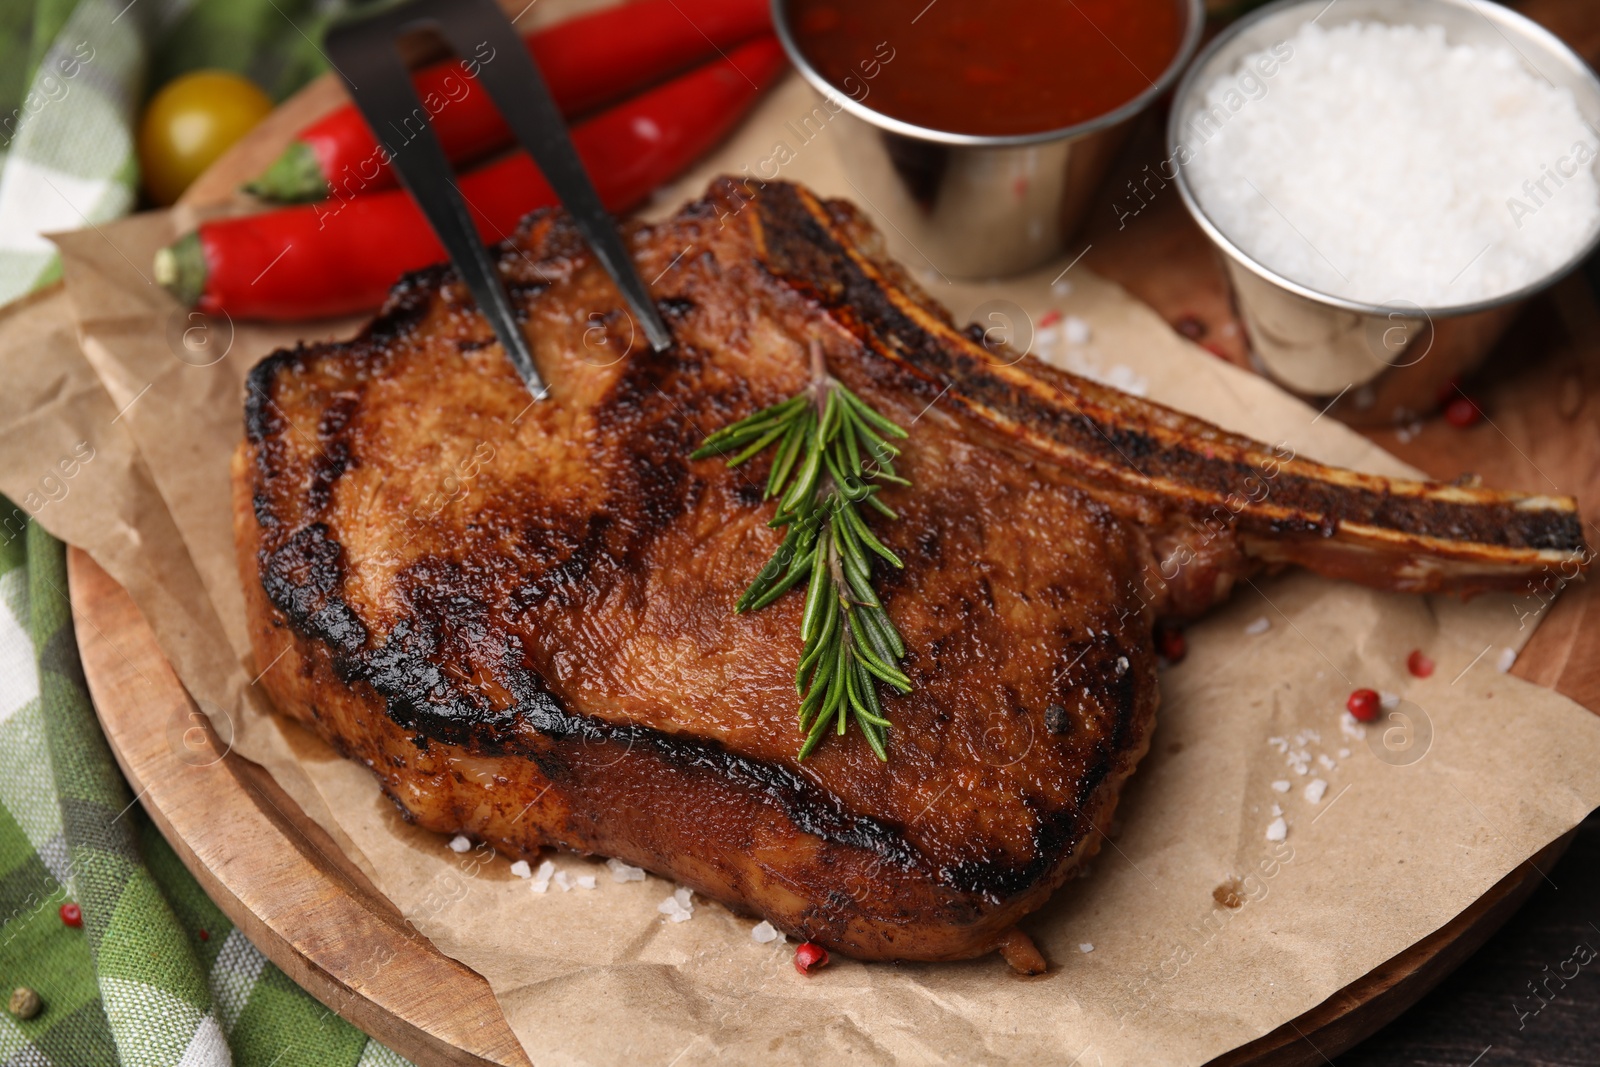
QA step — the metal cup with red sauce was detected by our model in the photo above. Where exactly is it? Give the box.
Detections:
[772,0,1204,278]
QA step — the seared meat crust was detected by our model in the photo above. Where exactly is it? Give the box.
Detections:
[235,178,1586,963]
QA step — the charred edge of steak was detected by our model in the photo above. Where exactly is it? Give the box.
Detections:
[255,522,927,873]
[242,180,1159,908]
[740,179,1584,555]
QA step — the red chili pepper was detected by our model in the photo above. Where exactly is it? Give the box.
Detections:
[1347,688,1380,722]
[1406,650,1435,678]
[59,902,82,928]
[160,38,785,320]
[794,941,830,975]
[247,0,772,202]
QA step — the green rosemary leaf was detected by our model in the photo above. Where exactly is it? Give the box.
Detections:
[838,385,909,439]
[819,645,849,719]
[854,603,904,660]
[858,718,889,761]
[728,420,794,466]
[764,418,803,498]
[849,614,911,688]
[690,396,805,458]
[861,488,898,520]
[841,500,903,568]
[798,698,836,759]
[741,547,814,612]
[819,386,840,443]
[841,556,879,609]
[852,661,893,730]
[696,374,914,761]
[780,419,824,513]
[821,446,852,498]
[851,603,897,663]
[800,529,832,642]
[845,411,900,466]
[839,404,864,472]
[795,585,838,685]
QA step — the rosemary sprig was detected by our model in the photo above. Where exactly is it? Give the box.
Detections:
[692,354,912,760]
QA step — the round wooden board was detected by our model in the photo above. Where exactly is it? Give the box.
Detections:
[69,548,531,1067]
[78,2,1600,1059]
[69,546,1576,1067]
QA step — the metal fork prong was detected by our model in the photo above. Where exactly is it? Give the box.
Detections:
[326,10,547,398]
[431,0,672,352]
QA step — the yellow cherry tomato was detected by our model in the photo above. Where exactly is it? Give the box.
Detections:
[138,70,273,205]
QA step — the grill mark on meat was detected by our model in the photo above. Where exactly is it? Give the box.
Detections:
[257,482,933,880]
[236,176,1584,962]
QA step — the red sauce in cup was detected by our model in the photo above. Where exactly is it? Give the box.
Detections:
[788,0,1186,137]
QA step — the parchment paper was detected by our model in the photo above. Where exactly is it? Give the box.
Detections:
[3,67,1599,1067]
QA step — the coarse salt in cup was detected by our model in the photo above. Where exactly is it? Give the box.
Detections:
[1169,0,1600,425]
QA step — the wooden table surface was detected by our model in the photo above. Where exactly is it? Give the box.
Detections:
[1088,1,1600,1056]
[1339,811,1600,1066]
[84,1,1598,1063]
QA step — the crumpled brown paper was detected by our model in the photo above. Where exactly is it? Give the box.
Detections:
[2,65,1598,1067]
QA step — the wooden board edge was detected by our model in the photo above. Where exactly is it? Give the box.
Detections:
[1206,833,1571,1066]
[69,545,1577,1067]
[67,547,532,1067]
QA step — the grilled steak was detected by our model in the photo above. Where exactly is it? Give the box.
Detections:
[234,177,1588,966]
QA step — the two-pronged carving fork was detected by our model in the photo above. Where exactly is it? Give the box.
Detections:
[324,0,672,398]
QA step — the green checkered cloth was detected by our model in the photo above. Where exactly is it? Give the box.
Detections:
[0,0,347,302]
[1,523,413,1065]
[0,531,419,1067]
[0,1,417,1064]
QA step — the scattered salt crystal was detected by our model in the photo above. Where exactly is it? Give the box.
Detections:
[1063,316,1091,345]
[1338,748,1351,759]
[1271,780,1291,793]
[752,921,780,943]
[553,870,574,892]
[1051,279,1074,297]
[510,860,532,879]
[1266,817,1287,842]
[1305,778,1328,804]
[658,888,695,922]
[1340,713,1367,740]
[607,858,646,883]
[530,860,555,893]
[1270,803,1283,817]
[1379,691,1400,710]
[1317,754,1336,770]
[1496,647,1517,673]
[1183,21,1600,306]
[576,875,597,890]
[1035,325,1061,350]
[1079,943,1095,954]
[1244,616,1271,635]
[448,834,472,853]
